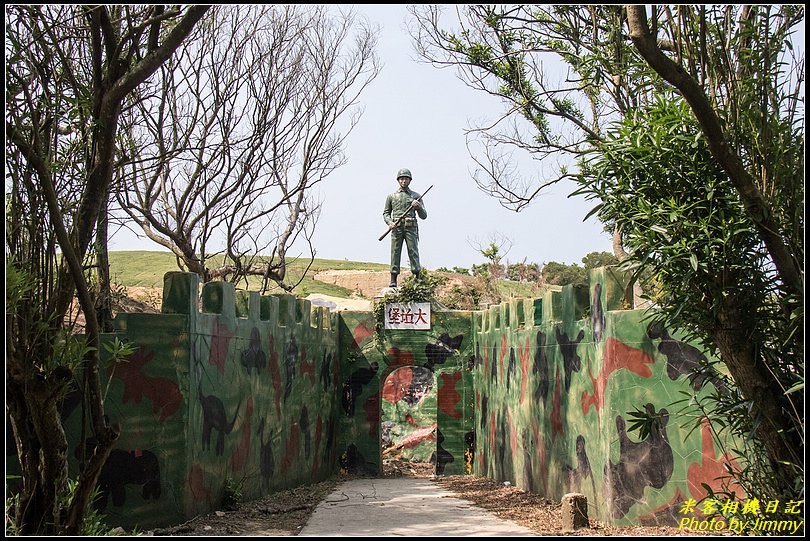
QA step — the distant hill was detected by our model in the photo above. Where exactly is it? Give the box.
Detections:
[108,251,547,306]
[108,251,390,298]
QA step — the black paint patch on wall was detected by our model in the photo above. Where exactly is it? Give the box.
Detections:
[76,440,161,512]
[563,435,595,496]
[647,322,729,395]
[431,428,454,475]
[340,443,374,475]
[555,326,585,391]
[240,327,266,374]
[426,333,464,369]
[284,335,298,399]
[257,417,275,491]
[604,404,673,519]
[342,362,379,417]
[199,386,240,456]
[533,331,550,404]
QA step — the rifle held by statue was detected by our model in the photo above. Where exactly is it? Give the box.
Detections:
[378,184,433,241]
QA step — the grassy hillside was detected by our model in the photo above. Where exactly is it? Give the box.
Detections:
[107,251,388,298]
[108,250,548,302]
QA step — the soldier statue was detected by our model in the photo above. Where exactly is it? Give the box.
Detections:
[382,168,428,288]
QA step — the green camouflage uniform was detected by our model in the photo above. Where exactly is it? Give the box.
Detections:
[383,186,427,275]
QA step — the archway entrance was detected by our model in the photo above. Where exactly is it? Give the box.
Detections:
[380,365,437,476]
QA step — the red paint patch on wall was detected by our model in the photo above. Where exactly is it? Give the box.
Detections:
[363,394,380,437]
[399,424,437,448]
[688,417,745,500]
[531,419,550,494]
[382,367,413,404]
[281,424,300,472]
[519,337,530,404]
[230,397,253,472]
[299,345,316,384]
[582,337,655,418]
[351,321,375,349]
[437,371,463,419]
[113,347,182,422]
[385,347,415,372]
[187,463,209,503]
[208,320,235,375]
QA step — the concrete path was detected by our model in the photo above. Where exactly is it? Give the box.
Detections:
[299,477,538,537]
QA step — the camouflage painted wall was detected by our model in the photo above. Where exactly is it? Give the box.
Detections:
[336,308,475,477]
[8,267,743,531]
[472,266,741,526]
[381,365,438,462]
[61,272,341,530]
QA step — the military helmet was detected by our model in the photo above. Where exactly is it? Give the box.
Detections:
[396,168,412,180]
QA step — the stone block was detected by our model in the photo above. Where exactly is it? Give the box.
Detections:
[561,492,589,531]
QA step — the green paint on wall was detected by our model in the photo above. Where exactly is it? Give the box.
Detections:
[21,268,741,531]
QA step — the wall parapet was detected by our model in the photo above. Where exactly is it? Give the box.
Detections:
[162,271,334,331]
[9,268,739,531]
[471,266,739,526]
[51,272,341,530]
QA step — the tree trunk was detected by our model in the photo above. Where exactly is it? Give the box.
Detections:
[7,369,70,534]
[95,200,115,333]
[612,226,645,308]
[6,5,210,535]
[712,296,802,496]
[625,5,803,299]
[625,4,803,493]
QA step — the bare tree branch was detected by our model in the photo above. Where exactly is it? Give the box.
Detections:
[5,5,208,533]
[116,5,380,290]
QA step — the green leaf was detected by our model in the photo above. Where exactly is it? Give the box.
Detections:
[582,203,603,221]
[690,253,698,271]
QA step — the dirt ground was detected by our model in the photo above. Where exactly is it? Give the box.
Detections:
[148,460,720,537]
[313,269,479,302]
[312,269,395,299]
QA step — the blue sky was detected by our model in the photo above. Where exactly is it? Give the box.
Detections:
[109,4,616,269]
[307,5,613,269]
